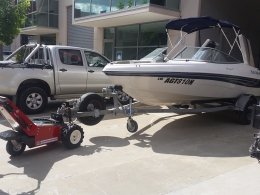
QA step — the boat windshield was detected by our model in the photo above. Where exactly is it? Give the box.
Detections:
[173,47,241,63]
[141,47,168,60]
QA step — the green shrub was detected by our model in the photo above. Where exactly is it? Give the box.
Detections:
[15,48,26,62]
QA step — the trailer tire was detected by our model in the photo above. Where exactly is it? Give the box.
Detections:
[6,141,26,156]
[77,93,106,126]
[239,98,257,125]
[61,124,84,149]
[18,87,47,114]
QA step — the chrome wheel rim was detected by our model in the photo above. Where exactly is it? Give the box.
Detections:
[26,93,43,110]
[13,143,22,151]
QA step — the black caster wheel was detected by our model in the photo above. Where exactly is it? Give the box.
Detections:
[126,119,138,133]
[6,141,26,156]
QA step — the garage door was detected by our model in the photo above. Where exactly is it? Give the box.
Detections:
[67,6,94,49]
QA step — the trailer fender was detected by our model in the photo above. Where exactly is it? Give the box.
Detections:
[235,94,257,111]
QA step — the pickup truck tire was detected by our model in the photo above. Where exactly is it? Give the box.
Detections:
[18,87,48,114]
[77,93,106,126]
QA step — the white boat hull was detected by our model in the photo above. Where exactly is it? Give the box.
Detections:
[108,76,260,106]
[104,61,260,106]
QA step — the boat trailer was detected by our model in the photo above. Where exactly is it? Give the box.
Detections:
[0,87,257,156]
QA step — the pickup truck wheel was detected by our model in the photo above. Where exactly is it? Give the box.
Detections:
[19,87,48,114]
[77,93,106,126]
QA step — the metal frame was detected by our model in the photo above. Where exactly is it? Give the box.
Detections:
[166,22,242,60]
[62,87,245,122]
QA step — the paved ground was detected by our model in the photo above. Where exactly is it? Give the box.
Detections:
[0,101,259,195]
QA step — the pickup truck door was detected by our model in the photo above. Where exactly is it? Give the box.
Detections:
[84,51,112,93]
[56,49,87,93]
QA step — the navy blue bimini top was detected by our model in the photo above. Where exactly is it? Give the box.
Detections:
[165,16,240,34]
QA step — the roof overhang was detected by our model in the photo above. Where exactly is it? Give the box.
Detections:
[21,26,59,35]
[73,4,180,28]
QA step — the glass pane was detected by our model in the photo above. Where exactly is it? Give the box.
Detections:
[212,51,240,63]
[139,47,167,59]
[36,13,48,27]
[49,0,58,14]
[150,0,165,6]
[40,34,56,45]
[37,0,48,13]
[84,51,109,67]
[49,14,58,28]
[115,48,137,60]
[111,0,128,11]
[138,47,157,59]
[174,47,204,60]
[91,0,111,15]
[165,0,180,9]
[173,47,241,63]
[74,0,91,18]
[32,1,36,12]
[116,25,138,47]
[136,0,149,6]
[139,21,167,46]
[104,42,113,60]
[59,49,83,66]
[24,14,34,27]
[104,28,115,39]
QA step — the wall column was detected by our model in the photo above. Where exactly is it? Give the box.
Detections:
[94,27,104,54]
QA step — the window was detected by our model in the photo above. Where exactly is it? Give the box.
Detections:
[104,21,167,60]
[116,25,138,47]
[59,49,83,66]
[84,51,109,67]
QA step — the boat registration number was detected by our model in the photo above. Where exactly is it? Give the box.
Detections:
[159,78,195,85]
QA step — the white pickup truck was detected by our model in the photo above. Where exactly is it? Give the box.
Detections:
[0,44,129,114]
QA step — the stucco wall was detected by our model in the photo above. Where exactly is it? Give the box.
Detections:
[56,0,72,45]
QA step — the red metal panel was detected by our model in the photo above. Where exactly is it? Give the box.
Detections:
[0,99,38,136]
[34,126,62,146]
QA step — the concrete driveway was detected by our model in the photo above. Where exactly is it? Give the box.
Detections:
[0,101,259,195]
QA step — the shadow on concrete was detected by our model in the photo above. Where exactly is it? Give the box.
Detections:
[4,110,255,194]
[89,110,255,158]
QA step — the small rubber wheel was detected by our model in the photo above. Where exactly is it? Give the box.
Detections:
[126,120,138,133]
[18,87,48,114]
[6,141,26,156]
[77,93,106,126]
[239,98,257,125]
[61,124,84,149]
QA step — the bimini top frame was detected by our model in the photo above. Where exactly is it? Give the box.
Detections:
[165,16,242,59]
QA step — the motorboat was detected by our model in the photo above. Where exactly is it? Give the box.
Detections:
[103,16,260,106]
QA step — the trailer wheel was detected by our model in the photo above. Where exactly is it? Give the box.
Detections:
[239,98,257,125]
[61,124,84,149]
[6,141,26,156]
[77,93,106,126]
[19,87,47,114]
[127,119,138,133]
